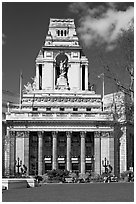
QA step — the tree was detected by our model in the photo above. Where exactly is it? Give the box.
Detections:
[105,23,134,103]
[103,22,134,173]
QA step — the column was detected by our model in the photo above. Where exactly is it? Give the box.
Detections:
[109,132,114,174]
[16,132,25,167]
[4,128,10,176]
[80,65,82,90]
[80,132,86,174]
[53,62,55,89]
[52,131,57,170]
[24,131,29,175]
[66,131,72,171]
[85,65,88,90]
[36,64,39,89]
[101,132,109,171]
[10,131,16,175]
[120,126,127,173]
[38,131,43,175]
[94,132,101,174]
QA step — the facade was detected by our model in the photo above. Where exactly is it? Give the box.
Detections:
[5,18,124,177]
[104,92,134,174]
[2,90,19,176]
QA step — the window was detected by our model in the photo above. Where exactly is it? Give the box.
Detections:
[46,52,52,57]
[46,107,51,111]
[60,107,64,111]
[32,107,38,111]
[72,163,79,171]
[86,108,91,111]
[45,135,52,144]
[57,30,60,36]
[73,107,78,111]
[39,64,42,90]
[73,52,78,58]
[58,134,66,157]
[45,163,52,172]
[85,133,94,157]
[82,65,85,90]
[64,30,67,36]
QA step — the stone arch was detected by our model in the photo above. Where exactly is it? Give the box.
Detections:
[55,52,70,61]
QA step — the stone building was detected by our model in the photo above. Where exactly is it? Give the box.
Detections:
[4,18,129,177]
[104,92,134,175]
[2,90,19,176]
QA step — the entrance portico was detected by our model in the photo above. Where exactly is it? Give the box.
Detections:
[4,128,114,176]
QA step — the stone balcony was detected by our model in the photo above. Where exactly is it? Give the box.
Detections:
[6,111,113,122]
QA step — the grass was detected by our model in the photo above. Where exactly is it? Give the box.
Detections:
[2,182,134,202]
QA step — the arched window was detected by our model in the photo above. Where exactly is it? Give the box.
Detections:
[64,30,67,36]
[58,30,60,36]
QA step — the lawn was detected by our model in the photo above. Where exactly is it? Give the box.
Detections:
[2,183,134,202]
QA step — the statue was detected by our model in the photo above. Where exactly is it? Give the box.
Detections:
[23,76,37,92]
[59,59,67,78]
[55,57,69,90]
[31,76,36,90]
[24,82,33,92]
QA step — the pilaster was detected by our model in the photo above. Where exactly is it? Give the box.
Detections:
[94,132,101,175]
[4,128,10,176]
[120,126,127,173]
[80,131,86,174]
[24,131,29,175]
[101,132,110,173]
[10,131,16,175]
[16,131,25,166]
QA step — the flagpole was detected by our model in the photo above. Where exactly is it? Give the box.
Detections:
[98,73,105,111]
[19,72,22,110]
[102,73,105,111]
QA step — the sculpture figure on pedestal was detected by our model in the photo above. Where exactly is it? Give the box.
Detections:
[56,57,69,90]
[59,59,67,78]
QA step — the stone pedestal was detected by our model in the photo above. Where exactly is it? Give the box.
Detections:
[66,132,71,171]
[52,132,57,170]
[80,132,86,174]
[56,75,69,90]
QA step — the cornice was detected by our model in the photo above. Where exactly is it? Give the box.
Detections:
[21,96,102,103]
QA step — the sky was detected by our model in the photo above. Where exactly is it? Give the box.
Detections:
[2,2,134,96]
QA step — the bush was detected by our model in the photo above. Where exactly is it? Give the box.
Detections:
[78,173,90,182]
[35,175,43,183]
[41,173,49,183]
[120,170,134,182]
[69,172,77,179]
[46,169,70,182]
[90,172,100,182]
